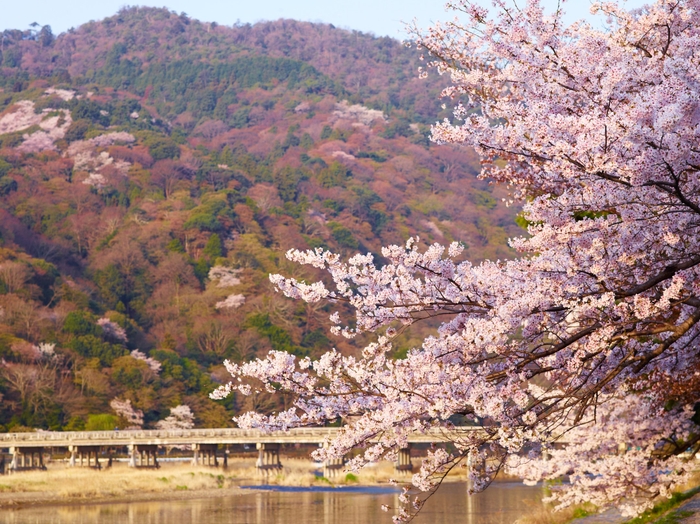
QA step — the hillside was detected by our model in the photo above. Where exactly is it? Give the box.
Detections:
[0,8,520,432]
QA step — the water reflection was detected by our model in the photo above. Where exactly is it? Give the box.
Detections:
[0,482,543,524]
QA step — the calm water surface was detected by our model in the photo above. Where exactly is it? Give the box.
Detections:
[0,482,544,524]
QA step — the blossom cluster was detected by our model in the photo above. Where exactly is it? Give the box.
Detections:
[33,342,56,358]
[209,266,246,309]
[333,100,387,125]
[0,99,73,154]
[208,266,242,287]
[82,173,107,189]
[44,88,75,101]
[155,404,195,430]
[68,132,135,189]
[215,294,246,310]
[96,317,128,342]
[130,350,162,373]
[0,94,134,158]
[110,398,144,429]
[0,100,44,135]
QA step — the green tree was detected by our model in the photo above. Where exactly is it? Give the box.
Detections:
[147,137,180,161]
[64,119,91,142]
[0,158,12,177]
[85,414,118,431]
[246,313,307,357]
[203,234,223,259]
[112,355,150,389]
[328,222,359,249]
[63,311,98,337]
[274,166,306,201]
[299,133,314,149]
[318,162,350,188]
[68,335,127,366]
[0,176,17,196]
[167,238,186,253]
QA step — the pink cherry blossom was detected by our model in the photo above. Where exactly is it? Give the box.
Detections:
[155,404,195,430]
[130,349,162,373]
[110,398,144,429]
[97,317,128,342]
[215,294,246,310]
[0,101,43,135]
[208,266,243,287]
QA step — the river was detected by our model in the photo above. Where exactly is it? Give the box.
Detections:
[0,481,545,524]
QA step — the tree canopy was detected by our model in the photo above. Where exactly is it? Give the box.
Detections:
[214,0,700,520]
[0,8,516,435]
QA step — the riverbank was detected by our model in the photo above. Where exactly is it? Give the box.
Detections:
[0,457,436,509]
[0,463,249,509]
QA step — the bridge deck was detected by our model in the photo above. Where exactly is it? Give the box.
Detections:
[0,427,482,449]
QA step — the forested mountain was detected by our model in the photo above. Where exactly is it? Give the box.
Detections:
[0,7,519,431]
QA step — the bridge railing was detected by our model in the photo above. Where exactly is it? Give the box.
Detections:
[0,427,343,444]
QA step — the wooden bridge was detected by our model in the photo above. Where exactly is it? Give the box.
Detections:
[0,427,481,476]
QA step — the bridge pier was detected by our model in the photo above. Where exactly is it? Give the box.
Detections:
[256,443,282,473]
[321,442,345,479]
[395,446,413,474]
[8,447,47,472]
[323,456,345,479]
[191,444,219,467]
[128,445,159,468]
[69,445,103,469]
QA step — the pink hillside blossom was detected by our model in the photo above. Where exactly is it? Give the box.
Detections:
[110,398,144,429]
[97,318,128,342]
[130,350,162,373]
[156,405,195,430]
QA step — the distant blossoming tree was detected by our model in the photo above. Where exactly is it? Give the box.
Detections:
[215,294,246,310]
[155,405,195,430]
[0,100,43,134]
[130,350,162,373]
[34,342,56,359]
[208,266,242,287]
[213,0,700,520]
[98,317,128,343]
[82,173,107,189]
[110,398,144,429]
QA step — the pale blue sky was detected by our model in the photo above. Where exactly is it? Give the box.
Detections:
[3,0,648,39]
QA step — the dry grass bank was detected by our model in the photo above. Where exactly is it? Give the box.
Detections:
[0,457,439,506]
[0,463,238,503]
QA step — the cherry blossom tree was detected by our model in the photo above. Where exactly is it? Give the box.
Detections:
[213,0,700,520]
[97,317,128,343]
[130,349,162,373]
[215,294,246,310]
[209,266,243,287]
[155,405,195,430]
[209,266,246,310]
[110,398,144,429]
[34,342,56,359]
